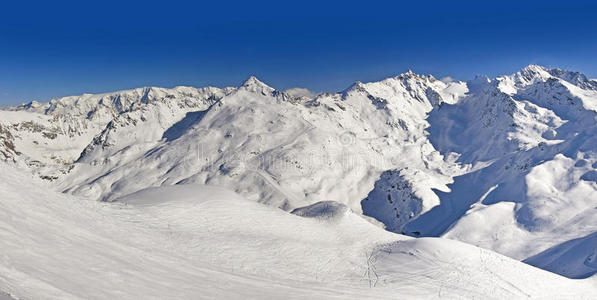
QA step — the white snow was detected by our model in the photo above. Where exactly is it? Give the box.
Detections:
[2,65,597,297]
[1,163,596,299]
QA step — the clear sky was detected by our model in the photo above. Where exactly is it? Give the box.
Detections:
[1,0,596,105]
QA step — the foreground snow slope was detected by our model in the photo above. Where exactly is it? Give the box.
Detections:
[1,164,596,299]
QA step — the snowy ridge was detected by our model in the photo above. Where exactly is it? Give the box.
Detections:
[0,85,234,174]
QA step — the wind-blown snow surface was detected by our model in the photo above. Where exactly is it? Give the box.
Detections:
[1,164,596,299]
[2,65,597,295]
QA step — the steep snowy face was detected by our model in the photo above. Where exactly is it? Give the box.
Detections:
[525,231,597,279]
[429,76,565,164]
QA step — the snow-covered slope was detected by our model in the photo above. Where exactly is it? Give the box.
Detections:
[525,231,597,279]
[1,163,596,299]
[2,65,597,287]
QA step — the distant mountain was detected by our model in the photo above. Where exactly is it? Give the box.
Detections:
[2,65,597,279]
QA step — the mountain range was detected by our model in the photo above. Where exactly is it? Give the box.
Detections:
[2,65,597,298]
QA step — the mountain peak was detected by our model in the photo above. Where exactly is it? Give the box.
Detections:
[239,76,275,94]
[522,64,548,73]
[10,100,48,113]
[399,69,418,79]
[513,65,596,90]
[240,76,269,88]
[506,64,553,87]
[519,64,551,79]
[341,81,367,97]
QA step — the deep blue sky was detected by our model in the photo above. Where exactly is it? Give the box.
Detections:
[1,0,596,105]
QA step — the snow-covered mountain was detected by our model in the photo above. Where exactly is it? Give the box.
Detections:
[2,65,597,298]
